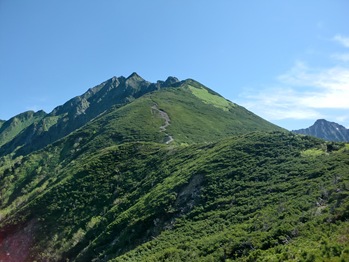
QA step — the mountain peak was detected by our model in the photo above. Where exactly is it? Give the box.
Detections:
[293,119,349,142]
[313,119,346,129]
[315,119,330,124]
[164,76,179,86]
[125,72,149,88]
[127,72,143,81]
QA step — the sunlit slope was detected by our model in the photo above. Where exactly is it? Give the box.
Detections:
[0,75,281,159]
[46,79,283,159]
[151,80,282,144]
[1,132,348,261]
[0,73,176,157]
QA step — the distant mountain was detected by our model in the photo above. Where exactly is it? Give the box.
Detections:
[293,119,349,142]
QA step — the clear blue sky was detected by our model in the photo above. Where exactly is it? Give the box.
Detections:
[1,1,349,130]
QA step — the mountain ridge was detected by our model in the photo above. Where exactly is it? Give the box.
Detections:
[0,73,281,158]
[0,74,183,157]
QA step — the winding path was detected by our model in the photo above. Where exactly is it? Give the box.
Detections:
[151,105,174,144]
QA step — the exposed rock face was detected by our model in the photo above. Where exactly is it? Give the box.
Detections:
[293,119,349,142]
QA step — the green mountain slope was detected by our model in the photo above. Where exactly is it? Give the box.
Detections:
[0,110,46,148]
[1,132,349,261]
[51,80,282,161]
[1,74,348,261]
[0,75,281,159]
[0,73,181,157]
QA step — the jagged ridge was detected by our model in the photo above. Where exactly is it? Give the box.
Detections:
[0,73,281,158]
[0,73,182,157]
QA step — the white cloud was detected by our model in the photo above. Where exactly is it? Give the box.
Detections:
[279,62,349,91]
[238,61,349,122]
[277,62,349,108]
[237,34,349,129]
[333,34,349,48]
[239,86,322,121]
[334,115,349,124]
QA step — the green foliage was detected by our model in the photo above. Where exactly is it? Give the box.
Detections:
[187,84,234,111]
[0,110,45,147]
[0,76,348,261]
[301,148,325,157]
[149,86,282,145]
[1,131,348,261]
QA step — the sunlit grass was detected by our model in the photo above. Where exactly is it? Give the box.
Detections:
[188,85,234,111]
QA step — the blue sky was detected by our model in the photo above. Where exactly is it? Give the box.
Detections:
[1,1,348,130]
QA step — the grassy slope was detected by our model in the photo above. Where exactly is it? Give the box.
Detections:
[0,82,281,220]
[26,83,281,163]
[74,82,282,147]
[153,83,281,144]
[1,132,349,261]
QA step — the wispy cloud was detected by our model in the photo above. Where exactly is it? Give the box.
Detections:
[237,34,349,129]
[238,61,349,121]
[239,85,322,121]
[279,63,349,108]
[334,115,349,124]
[333,34,349,48]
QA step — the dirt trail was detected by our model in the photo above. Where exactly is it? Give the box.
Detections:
[151,105,174,144]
